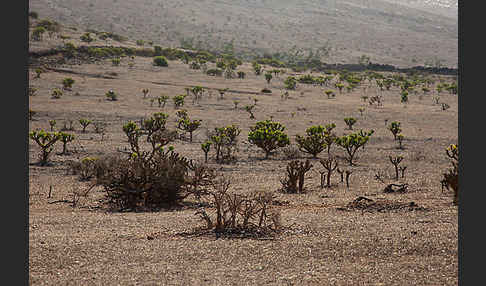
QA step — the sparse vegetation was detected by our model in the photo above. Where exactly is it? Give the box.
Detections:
[27,15,458,284]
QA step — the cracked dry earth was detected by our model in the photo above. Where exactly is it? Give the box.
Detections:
[29,52,458,285]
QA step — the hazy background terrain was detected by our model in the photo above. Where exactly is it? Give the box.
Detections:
[29,0,457,68]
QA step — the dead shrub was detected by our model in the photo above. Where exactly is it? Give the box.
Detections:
[80,113,217,211]
[279,159,313,193]
[195,176,281,238]
[441,144,458,205]
[281,145,301,160]
[337,196,427,213]
[92,150,214,211]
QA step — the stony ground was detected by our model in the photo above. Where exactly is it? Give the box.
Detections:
[28,25,458,285]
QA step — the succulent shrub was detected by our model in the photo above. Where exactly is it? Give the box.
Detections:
[396,134,404,149]
[153,56,169,67]
[28,87,38,97]
[252,62,262,75]
[344,117,357,130]
[295,125,328,158]
[80,32,94,43]
[210,125,241,162]
[158,95,169,108]
[177,117,202,142]
[175,109,188,120]
[389,155,404,180]
[248,120,290,159]
[358,107,365,116]
[79,118,92,133]
[400,90,409,103]
[48,120,56,131]
[142,112,170,147]
[105,89,118,101]
[324,90,335,99]
[173,95,185,108]
[284,76,297,90]
[323,124,337,156]
[51,88,63,99]
[29,130,61,166]
[335,82,345,93]
[190,86,204,104]
[319,157,339,188]
[265,72,273,84]
[62,77,75,90]
[59,132,75,155]
[34,68,42,79]
[244,104,256,119]
[201,141,212,163]
[387,121,401,140]
[112,57,121,66]
[94,147,205,211]
[335,130,374,165]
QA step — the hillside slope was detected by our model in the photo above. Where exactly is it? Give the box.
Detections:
[29,0,457,68]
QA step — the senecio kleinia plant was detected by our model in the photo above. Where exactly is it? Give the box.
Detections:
[335,130,374,166]
[248,119,290,159]
[295,125,328,158]
[388,121,401,140]
[29,130,61,166]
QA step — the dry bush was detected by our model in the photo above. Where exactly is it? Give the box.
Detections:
[441,144,458,205]
[280,145,301,160]
[337,196,427,213]
[279,159,313,193]
[91,150,214,211]
[195,176,281,238]
[77,113,217,211]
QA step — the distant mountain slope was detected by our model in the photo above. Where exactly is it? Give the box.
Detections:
[28,0,457,68]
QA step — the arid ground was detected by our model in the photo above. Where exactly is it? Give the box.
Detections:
[28,19,458,285]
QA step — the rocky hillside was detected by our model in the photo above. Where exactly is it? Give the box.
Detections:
[29,0,458,68]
